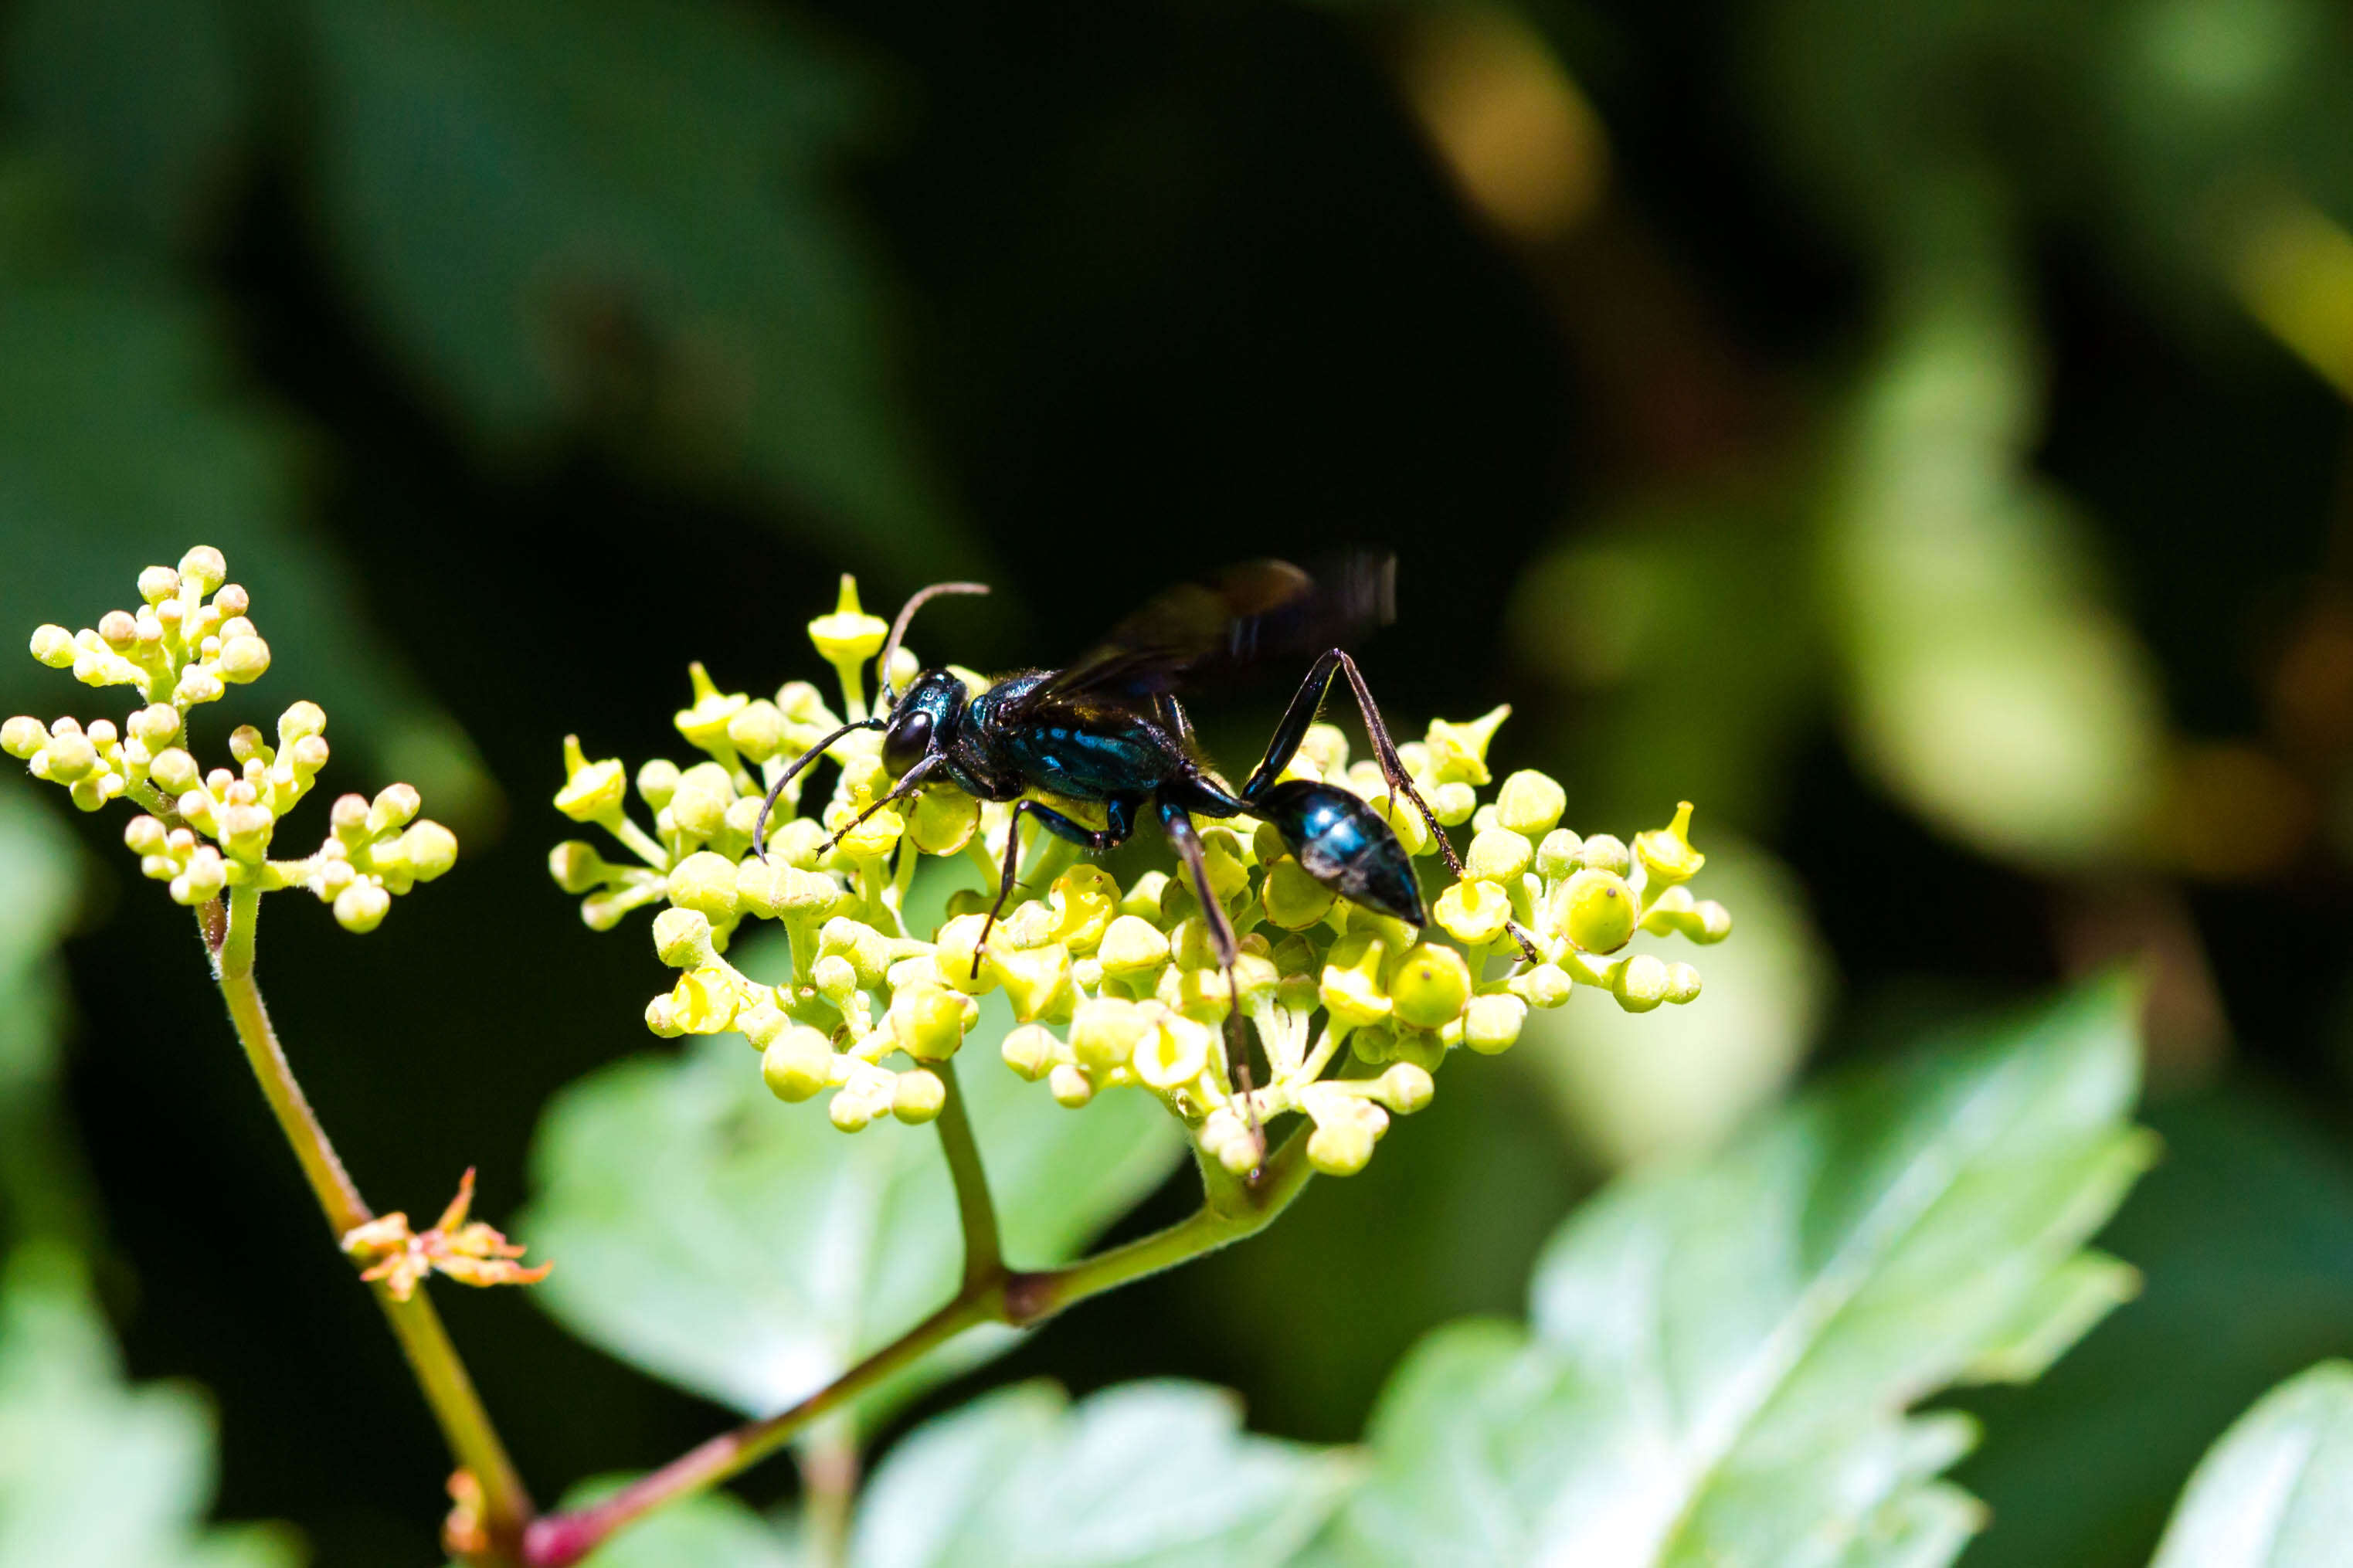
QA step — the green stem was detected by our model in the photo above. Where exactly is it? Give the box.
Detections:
[520,1126,1317,1566]
[796,1416,861,1568]
[205,888,535,1560]
[933,1057,1001,1289]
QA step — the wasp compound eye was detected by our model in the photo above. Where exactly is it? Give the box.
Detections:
[883,708,934,776]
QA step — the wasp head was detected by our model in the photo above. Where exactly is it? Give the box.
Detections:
[882,669,966,777]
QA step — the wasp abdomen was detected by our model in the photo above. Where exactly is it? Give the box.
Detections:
[1253,779,1427,927]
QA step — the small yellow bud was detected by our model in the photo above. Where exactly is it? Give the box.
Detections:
[1002,1024,1058,1080]
[1578,833,1631,877]
[1511,963,1574,1010]
[637,759,681,809]
[1466,826,1533,884]
[890,983,969,1061]
[28,626,73,668]
[669,763,735,840]
[1390,942,1472,1029]
[178,545,226,593]
[906,786,980,854]
[726,700,787,763]
[137,565,180,603]
[819,916,893,989]
[1535,828,1583,878]
[1048,1062,1096,1107]
[39,729,98,783]
[1261,857,1338,930]
[150,747,200,796]
[1377,1062,1436,1114]
[2,716,45,759]
[1362,792,1431,857]
[652,907,715,968]
[667,850,739,917]
[932,914,998,995]
[401,821,458,882]
[1634,801,1705,886]
[219,635,270,683]
[333,881,391,933]
[1069,996,1148,1071]
[1097,915,1170,976]
[737,1000,790,1047]
[1433,880,1512,946]
[1665,961,1703,1004]
[763,1026,835,1102]
[1495,771,1566,837]
[1462,993,1527,1054]
[1613,953,1670,1013]
[893,1068,947,1124]
[1560,868,1636,954]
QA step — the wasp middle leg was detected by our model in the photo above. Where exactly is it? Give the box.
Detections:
[973,794,1142,978]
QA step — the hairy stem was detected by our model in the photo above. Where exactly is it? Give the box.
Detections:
[206,887,534,1558]
[520,1125,1316,1566]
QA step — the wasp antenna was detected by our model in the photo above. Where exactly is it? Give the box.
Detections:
[817,752,943,854]
[752,717,884,861]
[878,581,990,708]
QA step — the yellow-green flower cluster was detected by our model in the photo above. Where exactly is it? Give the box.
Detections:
[552,575,1729,1174]
[4,547,457,930]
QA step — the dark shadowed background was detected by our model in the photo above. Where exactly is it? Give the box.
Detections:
[3,0,2353,1562]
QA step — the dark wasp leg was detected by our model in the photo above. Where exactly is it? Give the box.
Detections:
[1157,797,1263,1173]
[1240,649,1542,964]
[973,796,1139,979]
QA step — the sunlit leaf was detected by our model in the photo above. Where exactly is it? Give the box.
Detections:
[1822,247,2167,871]
[1522,836,1832,1168]
[2148,1362,2353,1568]
[301,0,961,569]
[0,1246,295,1568]
[523,1000,1185,1420]
[854,1380,1357,1568]
[1319,980,2151,1567]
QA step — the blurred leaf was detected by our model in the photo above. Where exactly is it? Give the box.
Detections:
[301,0,962,569]
[1316,980,2150,1567]
[0,1245,296,1568]
[2148,1361,2353,1568]
[523,1000,1185,1420]
[4,0,250,251]
[0,249,494,824]
[1951,1089,2353,1568]
[0,792,89,1253]
[854,1380,1357,1567]
[1822,235,2168,871]
[1510,475,1823,830]
[1521,836,1833,1167]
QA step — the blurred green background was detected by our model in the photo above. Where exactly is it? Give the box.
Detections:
[3,0,2353,1561]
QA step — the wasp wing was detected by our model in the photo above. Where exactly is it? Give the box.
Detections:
[1006,552,1396,721]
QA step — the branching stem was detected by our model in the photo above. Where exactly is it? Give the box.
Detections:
[519,1123,1316,1566]
[205,885,534,1561]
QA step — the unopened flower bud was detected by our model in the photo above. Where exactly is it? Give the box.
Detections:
[1377,1062,1436,1114]
[652,907,715,967]
[1390,942,1472,1029]
[97,610,138,651]
[1048,1062,1095,1108]
[219,635,270,683]
[1511,963,1574,1010]
[637,759,681,809]
[1069,997,1148,1071]
[1613,953,1670,1013]
[137,566,179,604]
[1577,833,1630,877]
[905,786,980,854]
[1306,1116,1380,1176]
[29,626,74,667]
[555,738,627,821]
[41,729,98,783]
[727,700,787,763]
[1097,915,1170,976]
[1002,1024,1058,1080]
[988,942,1073,1023]
[763,1027,835,1102]
[1261,857,1339,930]
[674,663,749,753]
[669,764,735,840]
[1466,826,1533,884]
[124,815,168,855]
[891,983,969,1061]
[149,747,199,796]
[893,1068,947,1124]
[334,881,391,933]
[1665,961,1703,1004]
[667,850,739,918]
[2,716,45,759]
[399,821,457,882]
[178,545,226,593]
[1319,932,1392,1027]
[1462,993,1526,1054]
[1560,868,1636,954]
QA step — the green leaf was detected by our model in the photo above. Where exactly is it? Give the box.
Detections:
[0,791,92,1253]
[1821,229,2168,873]
[0,1245,296,1568]
[300,0,962,569]
[1319,980,2152,1568]
[2149,1362,2353,1568]
[522,1013,1186,1420]
[854,1380,1357,1568]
